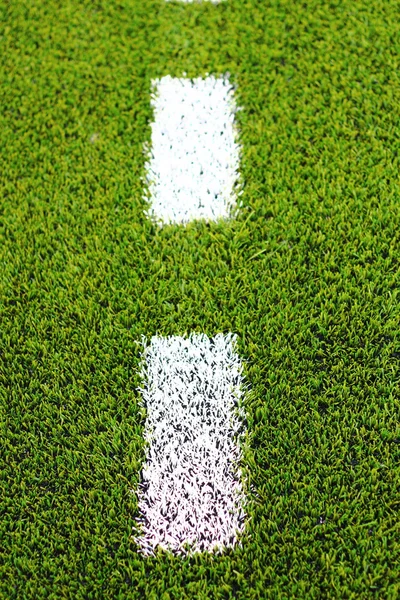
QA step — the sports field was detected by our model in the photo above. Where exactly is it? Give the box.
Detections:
[1,0,399,598]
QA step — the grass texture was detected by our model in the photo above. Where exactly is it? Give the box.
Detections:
[0,0,399,597]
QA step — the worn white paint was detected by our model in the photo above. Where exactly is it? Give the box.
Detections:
[144,75,241,225]
[134,333,247,556]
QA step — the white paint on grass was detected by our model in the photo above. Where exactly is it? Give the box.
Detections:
[144,75,241,225]
[134,333,247,556]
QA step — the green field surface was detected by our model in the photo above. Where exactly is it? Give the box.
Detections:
[1,0,399,598]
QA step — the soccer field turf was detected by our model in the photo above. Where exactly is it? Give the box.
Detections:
[1,0,399,597]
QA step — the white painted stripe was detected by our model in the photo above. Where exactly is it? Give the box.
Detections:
[134,333,247,556]
[144,75,241,225]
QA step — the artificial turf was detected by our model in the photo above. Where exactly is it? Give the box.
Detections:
[1,0,399,597]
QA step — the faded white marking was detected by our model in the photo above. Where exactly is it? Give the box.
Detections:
[144,75,241,225]
[134,333,247,556]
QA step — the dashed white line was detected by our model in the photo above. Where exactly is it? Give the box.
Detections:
[144,75,241,225]
[134,333,247,555]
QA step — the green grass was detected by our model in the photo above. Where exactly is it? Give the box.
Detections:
[1,0,399,597]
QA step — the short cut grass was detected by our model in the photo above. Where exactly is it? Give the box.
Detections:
[0,0,399,598]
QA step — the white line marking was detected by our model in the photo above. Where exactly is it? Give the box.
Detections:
[144,75,241,225]
[134,333,247,556]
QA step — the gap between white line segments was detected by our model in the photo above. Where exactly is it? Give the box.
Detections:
[133,333,247,556]
[144,75,241,225]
